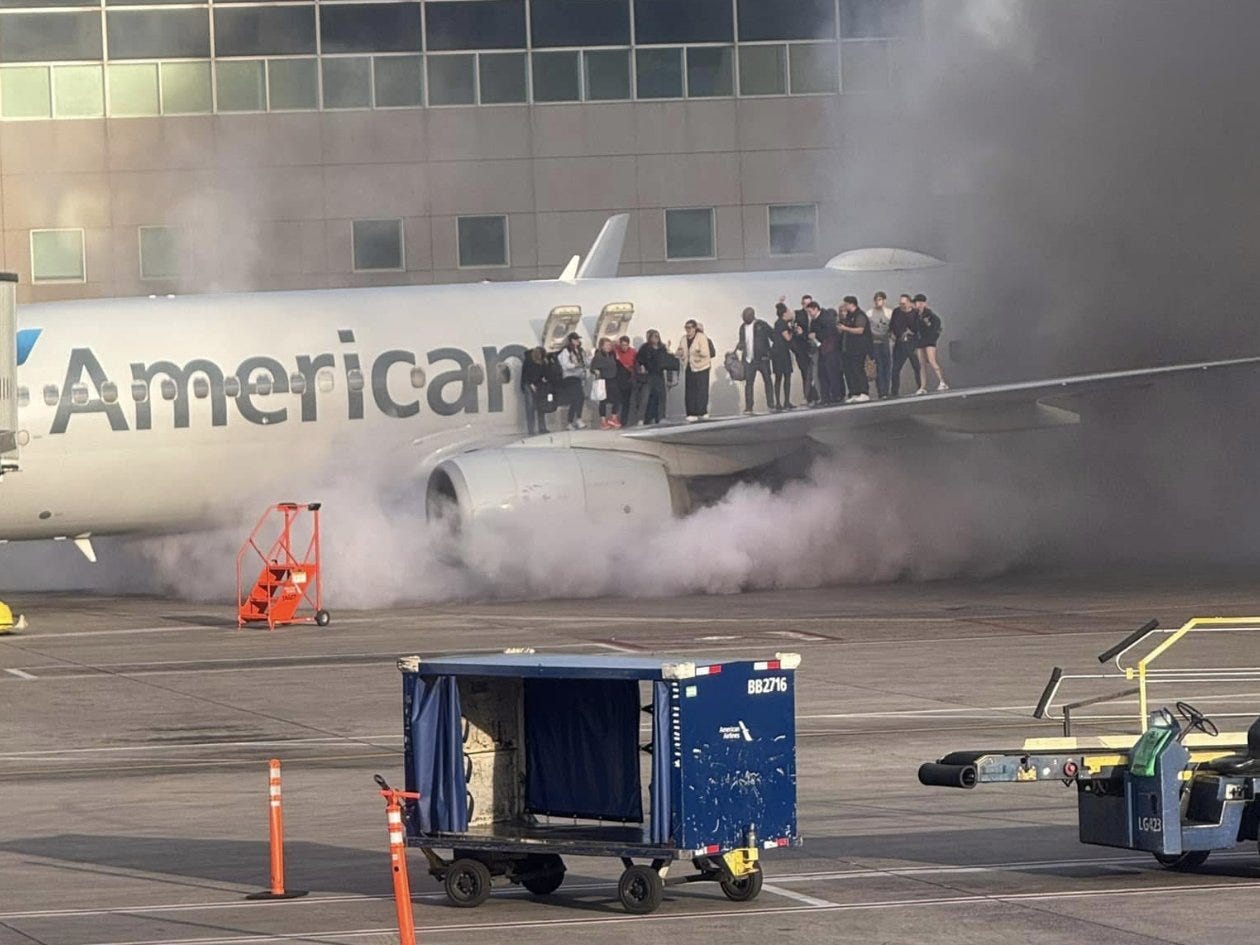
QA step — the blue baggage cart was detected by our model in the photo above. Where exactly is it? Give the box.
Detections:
[395,651,800,913]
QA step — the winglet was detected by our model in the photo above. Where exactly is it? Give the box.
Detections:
[575,214,629,279]
[557,254,580,283]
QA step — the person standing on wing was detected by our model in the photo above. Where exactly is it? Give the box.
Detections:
[913,293,948,393]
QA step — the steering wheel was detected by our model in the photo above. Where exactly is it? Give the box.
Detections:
[1175,701,1219,738]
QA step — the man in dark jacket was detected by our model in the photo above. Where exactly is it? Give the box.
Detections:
[734,306,776,414]
[889,292,920,397]
[631,329,669,425]
[838,295,872,402]
[520,346,550,434]
[810,301,845,405]
[793,294,819,403]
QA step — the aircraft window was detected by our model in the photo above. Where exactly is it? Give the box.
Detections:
[840,40,888,92]
[374,55,424,108]
[738,0,836,42]
[0,11,102,64]
[769,203,817,255]
[409,367,426,389]
[42,384,59,407]
[665,207,715,260]
[347,369,365,392]
[17,386,28,408]
[268,58,318,110]
[634,0,732,44]
[320,2,422,54]
[583,49,631,101]
[224,376,241,398]
[427,54,475,106]
[159,379,177,401]
[467,365,485,385]
[252,374,273,397]
[790,42,838,94]
[213,5,316,58]
[100,381,118,404]
[106,10,210,61]
[425,1,525,52]
[289,373,306,395]
[192,376,209,399]
[635,48,682,99]
[316,370,335,393]
[686,46,733,98]
[70,383,88,406]
[131,380,148,403]
[323,56,372,109]
[738,44,786,95]
[479,52,526,104]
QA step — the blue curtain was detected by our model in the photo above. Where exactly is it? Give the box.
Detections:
[650,681,674,844]
[406,675,469,833]
[524,678,643,822]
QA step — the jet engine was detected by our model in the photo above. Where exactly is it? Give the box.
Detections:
[425,447,681,534]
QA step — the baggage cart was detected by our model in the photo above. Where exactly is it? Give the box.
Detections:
[395,651,800,913]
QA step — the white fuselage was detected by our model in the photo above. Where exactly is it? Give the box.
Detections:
[0,269,951,541]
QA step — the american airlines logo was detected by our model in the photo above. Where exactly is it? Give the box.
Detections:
[45,331,527,434]
[16,328,40,366]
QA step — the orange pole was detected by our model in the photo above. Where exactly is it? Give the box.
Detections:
[386,794,417,945]
[247,759,307,900]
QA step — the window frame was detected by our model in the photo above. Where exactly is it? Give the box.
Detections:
[663,207,716,262]
[456,214,510,270]
[767,203,818,257]
[30,227,86,285]
[351,218,406,274]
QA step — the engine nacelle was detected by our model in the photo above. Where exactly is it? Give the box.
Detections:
[426,447,679,532]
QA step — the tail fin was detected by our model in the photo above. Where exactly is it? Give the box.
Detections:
[575,214,629,279]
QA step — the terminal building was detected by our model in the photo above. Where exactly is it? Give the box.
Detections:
[0,0,926,304]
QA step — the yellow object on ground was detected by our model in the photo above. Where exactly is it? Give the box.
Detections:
[0,600,24,634]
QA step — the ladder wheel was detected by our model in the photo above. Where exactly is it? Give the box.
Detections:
[444,858,492,907]
[617,864,664,914]
[1154,850,1210,871]
[314,609,331,627]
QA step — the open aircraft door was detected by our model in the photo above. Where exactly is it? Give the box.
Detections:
[594,302,634,345]
[0,273,17,474]
[541,305,582,352]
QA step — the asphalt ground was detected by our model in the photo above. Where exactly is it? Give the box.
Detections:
[3,574,1260,945]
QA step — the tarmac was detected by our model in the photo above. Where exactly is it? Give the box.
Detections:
[4,573,1260,945]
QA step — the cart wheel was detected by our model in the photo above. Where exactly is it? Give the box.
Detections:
[314,609,331,627]
[444,858,492,907]
[618,864,664,915]
[520,855,566,896]
[719,865,763,902]
[1153,850,1210,871]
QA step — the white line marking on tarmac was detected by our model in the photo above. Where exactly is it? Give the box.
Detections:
[760,883,836,907]
[0,734,403,760]
[63,879,1260,945]
[3,667,35,679]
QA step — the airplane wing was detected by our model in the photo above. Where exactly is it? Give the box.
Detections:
[619,357,1260,448]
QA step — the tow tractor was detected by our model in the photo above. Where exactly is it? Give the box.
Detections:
[919,617,1260,869]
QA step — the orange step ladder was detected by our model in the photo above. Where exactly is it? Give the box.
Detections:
[236,502,330,630]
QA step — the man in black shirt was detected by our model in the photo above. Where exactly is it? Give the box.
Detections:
[793,294,819,404]
[889,292,921,397]
[838,296,872,402]
[810,301,845,405]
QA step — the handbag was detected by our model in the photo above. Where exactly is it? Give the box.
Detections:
[589,378,606,403]
[725,352,746,382]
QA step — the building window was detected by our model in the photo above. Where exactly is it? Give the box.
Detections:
[685,46,733,97]
[1,66,50,119]
[352,219,404,272]
[840,0,922,39]
[52,64,103,119]
[737,0,836,42]
[789,43,838,94]
[31,229,85,284]
[320,3,423,54]
[635,0,732,44]
[106,10,211,61]
[425,1,526,52]
[427,54,475,106]
[478,52,526,104]
[160,61,212,114]
[457,215,509,268]
[583,48,630,100]
[635,47,683,99]
[738,44,786,96]
[841,41,890,92]
[768,204,817,255]
[139,226,181,281]
[268,58,318,110]
[665,208,714,260]
[107,63,159,117]
[374,55,424,107]
[323,57,372,109]
[214,6,317,58]
[532,50,580,103]
[531,0,630,48]
[216,59,265,112]
[0,12,102,64]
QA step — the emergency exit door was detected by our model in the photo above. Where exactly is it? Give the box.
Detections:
[0,272,18,473]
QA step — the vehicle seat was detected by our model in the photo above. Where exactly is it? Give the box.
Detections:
[1198,715,1260,776]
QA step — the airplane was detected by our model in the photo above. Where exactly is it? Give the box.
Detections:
[0,214,1256,564]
